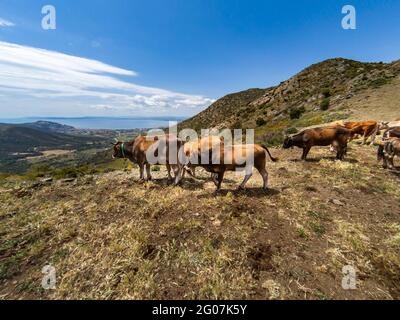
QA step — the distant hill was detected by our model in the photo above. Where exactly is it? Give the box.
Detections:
[0,123,103,154]
[180,58,400,144]
[19,121,76,134]
[0,122,110,173]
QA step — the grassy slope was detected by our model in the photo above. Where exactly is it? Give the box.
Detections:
[1,142,399,300]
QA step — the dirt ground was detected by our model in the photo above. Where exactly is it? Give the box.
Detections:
[1,142,399,300]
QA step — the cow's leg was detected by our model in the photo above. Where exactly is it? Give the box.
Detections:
[336,144,346,160]
[188,166,196,177]
[369,127,379,145]
[184,165,195,178]
[166,163,173,181]
[301,146,311,160]
[145,163,152,181]
[238,171,253,190]
[336,148,342,160]
[211,173,218,187]
[258,167,269,190]
[216,171,225,191]
[382,155,388,169]
[139,164,145,182]
[388,155,395,169]
[362,130,370,145]
[172,165,183,185]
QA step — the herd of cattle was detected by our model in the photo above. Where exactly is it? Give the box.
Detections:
[112,120,400,191]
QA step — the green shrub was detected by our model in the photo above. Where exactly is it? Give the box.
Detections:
[286,127,298,134]
[322,88,331,98]
[52,165,97,180]
[256,118,267,127]
[320,98,330,111]
[370,78,389,88]
[53,167,79,179]
[289,106,305,119]
[258,103,272,110]
[261,131,285,146]
[25,165,52,180]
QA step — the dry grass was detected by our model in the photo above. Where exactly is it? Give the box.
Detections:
[1,143,399,300]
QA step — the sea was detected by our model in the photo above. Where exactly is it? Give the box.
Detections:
[0,116,187,130]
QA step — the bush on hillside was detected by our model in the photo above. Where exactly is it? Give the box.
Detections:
[286,127,298,135]
[322,88,331,98]
[256,118,267,127]
[289,106,305,119]
[320,98,330,111]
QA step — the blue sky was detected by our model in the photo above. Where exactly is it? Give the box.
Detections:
[0,0,399,118]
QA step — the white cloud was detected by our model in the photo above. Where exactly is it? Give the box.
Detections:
[0,18,15,27]
[0,41,214,117]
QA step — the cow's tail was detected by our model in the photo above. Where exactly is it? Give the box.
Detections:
[377,143,385,161]
[260,145,278,162]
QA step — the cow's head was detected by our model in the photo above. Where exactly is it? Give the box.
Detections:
[282,136,294,149]
[379,121,390,130]
[111,141,125,159]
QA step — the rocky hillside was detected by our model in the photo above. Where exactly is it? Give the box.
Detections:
[180,58,400,142]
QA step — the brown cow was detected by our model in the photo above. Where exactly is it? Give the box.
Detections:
[340,120,389,145]
[377,138,400,170]
[112,134,184,184]
[184,138,277,191]
[283,126,352,160]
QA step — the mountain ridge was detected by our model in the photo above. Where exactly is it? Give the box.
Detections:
[180,58,400,142]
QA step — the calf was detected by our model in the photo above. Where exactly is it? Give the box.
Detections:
[112,134,184,184]
[377,138,400,170]
[283,126,351,160]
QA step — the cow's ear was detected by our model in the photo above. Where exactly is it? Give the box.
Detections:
[219,136,224,142]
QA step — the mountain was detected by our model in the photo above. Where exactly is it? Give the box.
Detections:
[0,123,104,154]
[19,121,76,134]
[180,58,400,143]
[0,123,111,173]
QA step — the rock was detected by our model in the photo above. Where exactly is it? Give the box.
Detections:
[329,198,345,206]
[41,177,53,183]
